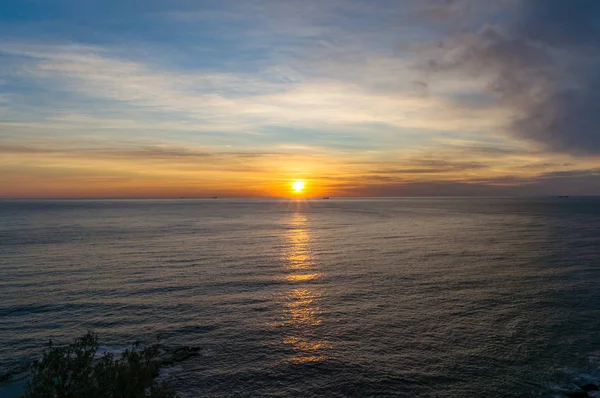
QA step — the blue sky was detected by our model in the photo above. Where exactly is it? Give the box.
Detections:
[1,0,600,197]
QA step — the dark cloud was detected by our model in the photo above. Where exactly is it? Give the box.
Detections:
[336,181,520,197]
[335,166,600,197]
[423,0,600,155]
[362,159,489,177]
[537,168,600,180]
[410,80,429,95]
[517,162,572,170]
[411,80,428,88]
[458,145,532,157]
[459,167,600,191]
[518,0,600,50]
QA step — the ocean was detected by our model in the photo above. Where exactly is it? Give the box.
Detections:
[1,197,600,397]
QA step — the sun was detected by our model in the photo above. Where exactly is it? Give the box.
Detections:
[292,180,305,194]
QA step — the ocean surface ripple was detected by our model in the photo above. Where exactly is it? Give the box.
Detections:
[2,198,600,397]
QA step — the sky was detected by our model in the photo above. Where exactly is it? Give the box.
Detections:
[1,0,600,198]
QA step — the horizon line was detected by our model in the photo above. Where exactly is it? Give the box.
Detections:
[0,195,591,200]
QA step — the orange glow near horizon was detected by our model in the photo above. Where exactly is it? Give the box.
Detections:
[2,145,579,198]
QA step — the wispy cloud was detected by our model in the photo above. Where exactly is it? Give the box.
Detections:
[1,43,508,133]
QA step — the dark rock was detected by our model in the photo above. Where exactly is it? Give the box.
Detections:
[583,385,600,392]
[0,363,31,385]
[149,345,201,366]
[153,352,174,367]
[565,392,588,398]
[170,346,201,362]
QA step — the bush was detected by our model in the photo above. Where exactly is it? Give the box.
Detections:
[22,331,176,398]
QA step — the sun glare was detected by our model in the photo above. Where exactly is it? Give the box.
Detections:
[292,180,305,194]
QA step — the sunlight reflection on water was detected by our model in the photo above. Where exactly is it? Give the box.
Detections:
[280,212,328,364]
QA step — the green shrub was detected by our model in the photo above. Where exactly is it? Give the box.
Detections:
[22,331,176,398]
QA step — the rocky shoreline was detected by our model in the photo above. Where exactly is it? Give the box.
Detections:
[3,346,600,397]
[0,344,202,397]
[565,383,600,397]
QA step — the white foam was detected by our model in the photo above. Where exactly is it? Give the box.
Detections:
[94,345,129,359]
[156,366,183,383]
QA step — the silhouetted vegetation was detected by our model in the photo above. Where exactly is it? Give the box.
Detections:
[22,331,176,398]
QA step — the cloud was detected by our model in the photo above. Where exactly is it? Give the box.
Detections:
[421,0,600,155]
[332,166,600,197]
[3,1,600,197]
[369,159,489,176]
[0,141,284,162]
[1,137,598,197]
